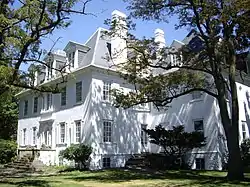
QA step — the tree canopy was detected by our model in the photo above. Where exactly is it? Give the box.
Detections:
[0,0,94,96]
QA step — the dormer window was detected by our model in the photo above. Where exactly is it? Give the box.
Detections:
[68,52,75,68]
[107,42,112,57]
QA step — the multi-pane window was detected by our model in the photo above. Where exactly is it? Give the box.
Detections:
[172,54,177,65]
[23,128,26,145]
[32,127,36,145]
[194,119,204,137]
[192,91,202,99]
[195,158,205,170]
[33,97,38,113]
[76,81,82,103]
[61,87,66,106]
[46,93,52,110]
[141,124,148,146]
[242,121,247,140]
[41,95,45,110]
[103,82,111,101]
[103,157,111,168]
[103,120,112,142]
[60,123,66,143]
[24,100,28,116]
[75,121,81,143]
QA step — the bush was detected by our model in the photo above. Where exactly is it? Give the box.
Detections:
[59,144,92,169]
[0,139,17,164]
[241,139,250,170]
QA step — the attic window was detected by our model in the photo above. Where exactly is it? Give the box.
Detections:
[107,42,112,57]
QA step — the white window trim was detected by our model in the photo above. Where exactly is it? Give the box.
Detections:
[60,122,66,144]
[103,120,113,143]
[75,120,82,143]
[141,124,148,146]
[75,81,83,104]
[241,121,248,140]
[102,82,112,102]
[60,87,67,107]
[33,97,38,114]
[23,128,27,145]
[102,156,111,168]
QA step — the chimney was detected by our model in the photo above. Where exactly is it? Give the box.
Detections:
[154,28,166,48]
[110,10,127,65]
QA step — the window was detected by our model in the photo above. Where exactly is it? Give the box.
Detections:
[172,54,177,65]
[76,81,82,103]
[46,93,52,110]
[141,124,148,146]
[61,87,66,106]
[195,158,205,170]
[41,95,45,110]
[24,100,28,116]
[60,123,66,143]
[32,127,36,145]
[242,121,247,140]
[103,157,111,168]
[194,119,204,137]
[192,91,202,99]
[23,128,26,145]
[33,97,38,113]
[68,52,75,68]
[107,42,112,57]
[103,82,111,101]
[75,121,81,143]
[103,120,112,142]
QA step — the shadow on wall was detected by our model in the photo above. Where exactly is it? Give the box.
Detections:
[90,78,141,156]
[244,91,250,136]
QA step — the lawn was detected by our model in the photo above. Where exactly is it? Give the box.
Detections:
[0,169,250,187]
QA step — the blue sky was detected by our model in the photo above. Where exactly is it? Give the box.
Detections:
[41,0,188,51]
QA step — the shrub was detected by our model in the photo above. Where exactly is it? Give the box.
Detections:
[0,139,17,164]
[59,144,92,169]
[241,139,250,170]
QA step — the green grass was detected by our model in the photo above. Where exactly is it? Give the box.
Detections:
[0,169,250,187]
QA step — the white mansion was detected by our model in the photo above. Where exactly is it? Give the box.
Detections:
[17,10,250,170]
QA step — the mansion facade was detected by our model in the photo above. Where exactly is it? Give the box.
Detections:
[17,10,250,170]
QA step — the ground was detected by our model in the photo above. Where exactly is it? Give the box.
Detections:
[0,169,250,187]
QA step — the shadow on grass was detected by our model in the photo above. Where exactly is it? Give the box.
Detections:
[0,179,57,187]
[67,169,250,186]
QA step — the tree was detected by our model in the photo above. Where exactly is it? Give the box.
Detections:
[0,0,94,96]
[0,88,18,140]
[145,125,206,168]
[107,0,250,180]
[59,144,92,169]
[0,139,17,164]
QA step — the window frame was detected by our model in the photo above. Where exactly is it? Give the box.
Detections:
[103,120,112,143]
[61,87,67,106]
[102,82,112,102]
[75,120,81,143]
[141,124,148,146]
[33,97,38,113]
[23,128,26,145]
[102,157,111,168]
[242,121,248,140]
[24,100,28,116]
[195,158,205,170]
[76,81,82,103]
[60,122,66,144]
[194,119,204,137]
[46,93,52,110]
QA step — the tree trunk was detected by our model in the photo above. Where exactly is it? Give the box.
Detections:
[226,43,244,180]
[214,40,244,180]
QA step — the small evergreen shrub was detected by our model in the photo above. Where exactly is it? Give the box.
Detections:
[0,139,17,164]
[60,144,92,169]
